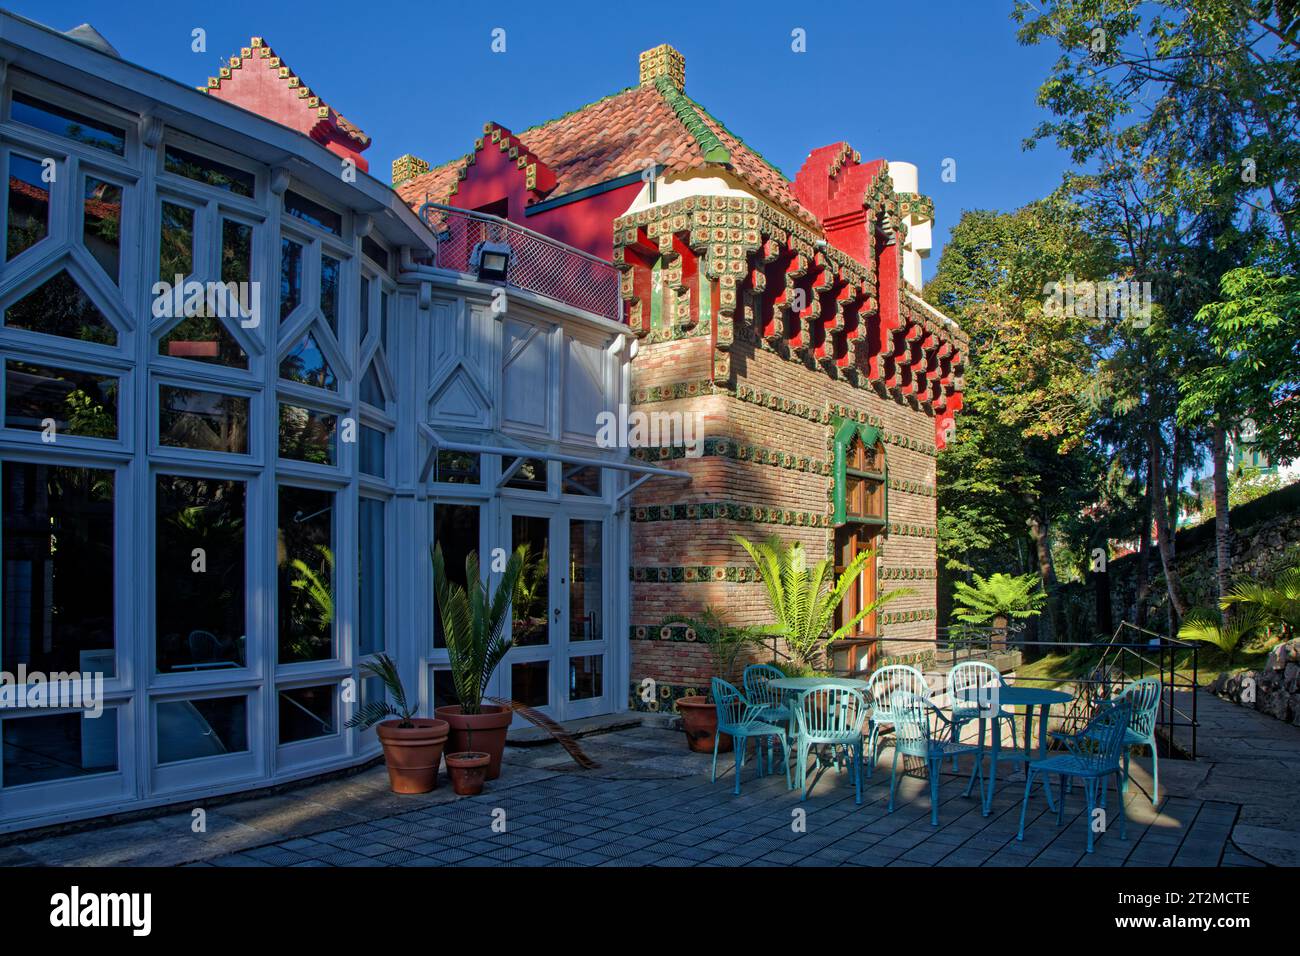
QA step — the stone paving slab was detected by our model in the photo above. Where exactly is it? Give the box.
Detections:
[4,695,1288,868]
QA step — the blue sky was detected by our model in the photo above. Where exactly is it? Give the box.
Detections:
[14,0,1076,279]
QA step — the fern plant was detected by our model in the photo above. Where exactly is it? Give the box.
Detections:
[432,543,526,716]
[660,606,760,686]
[345,654,417,729]
[951,572,1047,627]
[734,534,910,668]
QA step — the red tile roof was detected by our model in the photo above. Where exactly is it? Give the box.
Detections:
[395,83,819,227]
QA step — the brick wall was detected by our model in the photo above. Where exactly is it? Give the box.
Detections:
[625,332,942,708]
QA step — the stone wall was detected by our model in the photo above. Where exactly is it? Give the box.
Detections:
[1107,482,1300,629]
[1210,639,1300,727]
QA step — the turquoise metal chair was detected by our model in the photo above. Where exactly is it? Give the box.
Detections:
[792,684,868,803]
[742,663,789,725]
[887,691,984,826]
[710,677,791,795]
[1119,678,1162,805]
[1017,699,1131,853]
[946,661,1014,769]
[865,664,929,779]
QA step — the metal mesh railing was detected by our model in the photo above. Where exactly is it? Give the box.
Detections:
[418,202,623,323]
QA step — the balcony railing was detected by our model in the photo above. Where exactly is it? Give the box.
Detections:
[418,202,624,324]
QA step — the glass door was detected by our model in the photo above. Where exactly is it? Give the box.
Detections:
[563,517,608,719]
[500,508,610,721]
[503,509,557,716]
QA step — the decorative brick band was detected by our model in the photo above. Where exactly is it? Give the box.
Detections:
[631,565,761,583]
[632,438,833,476]
[632,501,830,528]
[888,523,937,538]
[879,609,938,624]
[878,566,937,581]
[632,379,936,458]
[632,379,728,404]
[631,623,700,642]
[888,476,936,497]
[628,680,709,712]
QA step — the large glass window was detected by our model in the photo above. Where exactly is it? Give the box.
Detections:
[359,425,385,477]
[157,696,249,764]
[278,486,335,663]
[163,145,254,197]
[4,360,118,439]
[283,190,341,236]
[358,499,385,656]
[278,403,336,465]
[320,254,341,336]
[279,237,303,319]
[221,219,253,285]
[7,153,50,260]
[159,202,195,281]
[511,515,550,647]
[10,92,125,155]
[278,685,336,743]
[4,270,116,345]
[2,709,119,787]
[158,385,249,454]
[159,313,248,368]
[279,328,336,390]
[1,462,115,676]
[155,475,246,673]
[569,519,602,643]
[432,503,479,649]
[832,426,886,641]
[82,177,122,283]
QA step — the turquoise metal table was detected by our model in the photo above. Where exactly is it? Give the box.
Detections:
[768,677,871,692]
[768,677,871,777]
[980,685,1073,816]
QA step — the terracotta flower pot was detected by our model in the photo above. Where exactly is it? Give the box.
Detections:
[435,704,513,780]
[375,718,449,794]
[676,695,731,753]
[445,751,491,796]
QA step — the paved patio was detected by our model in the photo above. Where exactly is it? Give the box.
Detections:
[1,688,1281,868]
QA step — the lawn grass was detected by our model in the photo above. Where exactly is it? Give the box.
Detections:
[1014,636,1280,688]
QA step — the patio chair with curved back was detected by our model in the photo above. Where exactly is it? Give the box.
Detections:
[710,677,792,795]
[1018,698,1132,853]
[743,663,789,725]
[1119,678,1162,805]
[792,684,868,803]
[865,665,929,779]
[946,660,1014,770]
[887,691,984,826]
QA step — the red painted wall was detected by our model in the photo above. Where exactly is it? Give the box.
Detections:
[208,62,369,172]
[446,134,641,260]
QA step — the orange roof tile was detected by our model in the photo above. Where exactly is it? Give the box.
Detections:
[395,82,819,228]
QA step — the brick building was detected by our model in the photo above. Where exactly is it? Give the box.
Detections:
[395,44,968,710]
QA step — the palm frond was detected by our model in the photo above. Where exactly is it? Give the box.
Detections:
[486,697,599,770]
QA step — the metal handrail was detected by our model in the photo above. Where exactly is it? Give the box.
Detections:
[416,201,624,324]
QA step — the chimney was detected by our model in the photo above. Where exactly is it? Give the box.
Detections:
[392,153,431,186]
[639,44,685,91]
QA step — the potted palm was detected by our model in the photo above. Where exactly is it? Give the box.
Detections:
[432,543,526,789]
[735,533,911,671]
[663,607,759,753]
[345,654,449,794]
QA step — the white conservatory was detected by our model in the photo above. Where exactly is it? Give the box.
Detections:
[0,12,668,832]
